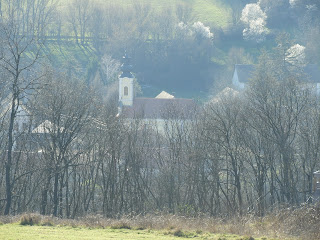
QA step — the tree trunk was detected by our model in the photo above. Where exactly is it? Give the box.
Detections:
[53,171,59,217]
[4,96,17,215]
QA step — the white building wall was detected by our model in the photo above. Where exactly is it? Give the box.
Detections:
[119,77,134,106]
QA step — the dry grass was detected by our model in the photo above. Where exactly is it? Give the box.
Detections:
[1,205,320,239]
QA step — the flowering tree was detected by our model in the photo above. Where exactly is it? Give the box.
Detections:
[192,21,214,40]
[176,21,213,41]
[241,3,268,43]
[100,54,120,84]
[176,22,192,36]
[285,44,306,67]
[289,0,298,7]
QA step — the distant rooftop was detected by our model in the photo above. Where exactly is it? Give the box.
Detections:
[209,87,239,105]
[32,120,63,134]
[155,91,175,99]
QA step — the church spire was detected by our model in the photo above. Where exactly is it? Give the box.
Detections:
[120,52,133,78]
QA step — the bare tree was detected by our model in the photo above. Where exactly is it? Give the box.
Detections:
[31,72,93,217]
[0,4,44,214]
[205,92,244,215]
[67,0,92,45]
[100,54,120,85]
[90,2,106,50]
[297,97,320,202]
[133,1,151,39]
[247,51,309,204]
[0,0,57,39]
[175,3,194,23]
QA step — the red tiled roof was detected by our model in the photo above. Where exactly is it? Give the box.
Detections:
[121,98,197,119]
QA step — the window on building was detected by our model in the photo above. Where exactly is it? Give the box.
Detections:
[124,86,128,96]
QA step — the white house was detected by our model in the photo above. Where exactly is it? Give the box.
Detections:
[0,94,31,133]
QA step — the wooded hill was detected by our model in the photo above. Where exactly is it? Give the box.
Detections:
[40,0,234,98]
[2,0,319,98]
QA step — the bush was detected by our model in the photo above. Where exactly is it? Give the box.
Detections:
[135,226,145,230]
[242,236,254,240]
[20,214,41,226]
[173,229,184,237]
[41,218,54,226]
[110,222,131,229]
[172,229,196,238]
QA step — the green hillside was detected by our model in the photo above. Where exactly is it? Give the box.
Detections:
[39,0,234,98]
[60,0,232,29]
[192,0,232,28]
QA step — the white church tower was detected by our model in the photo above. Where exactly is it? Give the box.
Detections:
[119,53,134,107]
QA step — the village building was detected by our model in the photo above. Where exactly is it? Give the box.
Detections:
[0,94,31,134]
[232,64,320,92]
[118,54,197,131]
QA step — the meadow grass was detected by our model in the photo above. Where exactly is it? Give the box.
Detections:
[0,223,280,240]
[0,212,306,240]
[43,42,96,68]
[191,0,232,28]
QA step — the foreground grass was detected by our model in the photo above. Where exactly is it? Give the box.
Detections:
[0,223,279,240]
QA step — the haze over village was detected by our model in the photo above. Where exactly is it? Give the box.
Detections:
[0,0,320,239]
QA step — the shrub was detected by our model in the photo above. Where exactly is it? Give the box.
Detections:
[135,226,145,230]
[172,229,196,238]
[242,236,254,240]
[110,222,131,229]
[41,219,54,226]
[173,229,184,237]
[20,214,41,226]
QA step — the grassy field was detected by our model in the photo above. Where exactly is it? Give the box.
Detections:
[0,223,280,240]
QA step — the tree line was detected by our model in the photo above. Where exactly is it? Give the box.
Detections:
[0,27,319,218]
[1,0,320,218]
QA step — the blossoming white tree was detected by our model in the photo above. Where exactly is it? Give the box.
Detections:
[101,54,120,84]
[241,3,268,43]
[192,21,214,39]
[289,0,298,7]
[285,44,306,67]
[176,21,213,40]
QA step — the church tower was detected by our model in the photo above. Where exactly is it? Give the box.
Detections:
[119,53,134,107]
